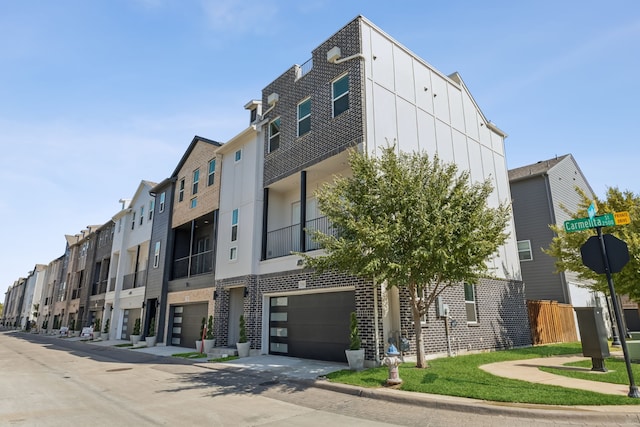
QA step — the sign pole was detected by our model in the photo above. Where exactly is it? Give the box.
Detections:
[596,226,639,398]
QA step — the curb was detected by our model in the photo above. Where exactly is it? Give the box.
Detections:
[296,377,640,424]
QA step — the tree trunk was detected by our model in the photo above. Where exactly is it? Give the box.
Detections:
[410,283,427,368]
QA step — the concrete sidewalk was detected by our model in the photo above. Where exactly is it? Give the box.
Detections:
[480,354,631,396]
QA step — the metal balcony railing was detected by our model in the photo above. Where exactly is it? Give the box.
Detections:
[172,249,214,280]
[122,270,147,290]
[265,216,336,260]
[295,57,313,79]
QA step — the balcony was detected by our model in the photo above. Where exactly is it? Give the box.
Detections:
[92,280,108,296]
[266,216,336,260]
[172,249,214,280]
[122,270,147,290]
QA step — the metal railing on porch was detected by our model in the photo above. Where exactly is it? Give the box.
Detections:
[266,216,336,259]
[172,250,214,279]
[122,270,147,290]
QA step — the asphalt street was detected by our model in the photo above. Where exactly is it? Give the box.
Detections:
[1,331,639,426]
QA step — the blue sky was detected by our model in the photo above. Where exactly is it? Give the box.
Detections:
[2,0,639,296]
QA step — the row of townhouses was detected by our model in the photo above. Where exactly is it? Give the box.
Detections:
[4,16,615,364]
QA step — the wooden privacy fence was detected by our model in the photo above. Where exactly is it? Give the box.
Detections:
[527,300,578,345]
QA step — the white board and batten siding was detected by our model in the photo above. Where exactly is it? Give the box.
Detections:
[360,20,520,280]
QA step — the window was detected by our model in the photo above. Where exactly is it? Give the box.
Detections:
[149,200,154,220]
[190,197,197,209]
[118,218,122,233]
[464,283,478,323]
[179,179,185,202]
[192,169,199,194]
[131,212,136,230]
[139,206,144,225]
[153,242,161,268]
[234,150,242,162]
[229,247,237,261]
[231,208,238,241]
[250,108,257,123]
[208,159,216,186]
[332,73,349,117]
[517,240,533,261]
[297,98,311,136]
[269,118,280,152]
[159,192,166,213]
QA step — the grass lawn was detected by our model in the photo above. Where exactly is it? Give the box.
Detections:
[540,357,640,385]
[114,343,133,348]
[326,343,640,406]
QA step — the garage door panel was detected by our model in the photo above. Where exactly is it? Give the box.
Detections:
[170,303,208,348]
[269,290,355,362]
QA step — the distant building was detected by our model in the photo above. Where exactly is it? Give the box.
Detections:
[509,154,610,335]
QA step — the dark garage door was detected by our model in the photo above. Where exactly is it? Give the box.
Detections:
[170,303,208,348]
[269,290,355,362]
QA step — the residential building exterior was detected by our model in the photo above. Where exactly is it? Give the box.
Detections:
[508,154,609,335]
[213,102,264,347]
[38,256,65,332]
[87,220,115,331]
[211,16,529,364]
[2,278,25,328]
[161,136,221,348]
[105,181,156,341]
[20,264,46,329]
[3,17,532,366]
[143,177,175,343]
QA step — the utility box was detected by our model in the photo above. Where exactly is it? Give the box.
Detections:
[575,306,610,371]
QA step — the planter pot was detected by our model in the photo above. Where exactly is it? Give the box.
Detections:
[146,336,156,347]
[236,341,250,358]
[92,331,101,340]
[345,349,365,371]
[130,334,141,345]
[203,339,215,353]
[195,340,203,353]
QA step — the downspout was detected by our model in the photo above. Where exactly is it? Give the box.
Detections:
[373,278,381,365]
[262,188,269,260]
[188,219,195,277]
[300,171,307,253]
[212,210,218,273]
[133,245,140,288]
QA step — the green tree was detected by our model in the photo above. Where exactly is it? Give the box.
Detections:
[301,146,511,368]
[546,187,640,300]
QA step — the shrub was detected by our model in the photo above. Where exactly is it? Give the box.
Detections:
[238,315,247,343]
[349,312,361,350]
[148,317,156,337]
[206,315,214,340]
[133,318,141,335]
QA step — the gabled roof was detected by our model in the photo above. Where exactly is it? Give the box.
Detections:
[508,154,571,182]
[171,135,222,178]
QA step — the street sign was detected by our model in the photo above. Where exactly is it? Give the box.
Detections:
[564,213,615,233]
[615,211,631,225]
[580,234,630,274]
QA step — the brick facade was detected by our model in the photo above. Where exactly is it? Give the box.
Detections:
[172,139,221,228]
[397,278,531,359]
[262,19,364,186]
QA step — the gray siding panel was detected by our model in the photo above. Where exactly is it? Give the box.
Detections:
[510,176,566,302]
